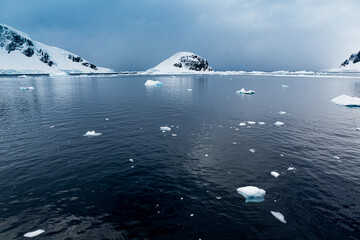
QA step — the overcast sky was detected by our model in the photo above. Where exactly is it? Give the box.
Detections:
[0,0,359,71]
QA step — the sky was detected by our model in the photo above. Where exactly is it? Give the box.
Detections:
[0,0,359,72]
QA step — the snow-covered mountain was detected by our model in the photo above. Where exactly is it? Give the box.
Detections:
[0,24,113,74]
[328,51,360,72]
[147,52,213,74]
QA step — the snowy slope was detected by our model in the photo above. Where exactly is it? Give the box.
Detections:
[328,51,360,72]
[0,24,113,74]
[147,52,213,74]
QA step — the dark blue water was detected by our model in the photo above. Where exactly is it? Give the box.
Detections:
[0,74,360,239]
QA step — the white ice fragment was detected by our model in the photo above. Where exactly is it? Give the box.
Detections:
[280,154,284,157]
[331,94,360,107]
[236,88,255,95]
[49,125,55,128]
[278,111,287,115]
[180,197,183,200]
[129,158,134,162]
[205,154,208,157]
[20,86,34,91]
[106,118,109,121]
[270,211,287,224]
[333,156,340,160]
[271,171,280,178]
[190,214,194,217]
[131,166,134,168]
[281,85,289,88]
[237,186,266,203]
[258,122,265,125]
[144,80,163,86]
[171,134,177,137]
[160,126,171,131]
[84,131,102,136]
[24,229,45,238]
[187,88,193,91]
[239,122,246,126]
[216,196,222,200]
[274,121,284,126]
[249,149,255,153]
[356,127,360,131]
[287,167,295,171]
[247,121,256,125]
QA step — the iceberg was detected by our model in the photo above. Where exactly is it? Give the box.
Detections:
[20,86,34,91]
[331,94,360,107]
[271,171,280,178]
[278,111,286,115]
[236,88,255,95]
[247,121,256,125]
[270,211,287,224]
[239,122,246,126]
[84,130,102,136]
[274,121,284,126]
[160,126,171,131]
[24,229,45,238]
[237,186,266,203]
[144,80,163,86]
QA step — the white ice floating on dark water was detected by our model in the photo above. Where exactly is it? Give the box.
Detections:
[258,122,265,125]
[237,186,266,203]
[20,86,34,91]
[144,80,163,86]
[249,149,255,153]
[278,111,287,115]
[271,171,280,178]
[160,126,171,131]
[281,85,289,88]
[247,121,256,125]
[331,94,360,107]
[239,122,246,126]
[274,121,285,126]
[23,229,45,238]
[287,167,296,171]
[236,88,255,95]
[84,131,102,136]
[270,211,287,224]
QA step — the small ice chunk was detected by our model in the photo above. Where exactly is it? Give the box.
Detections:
[249,149,255,153]
[281,85,289,88]
[274,121,284,126]
[270,211,287,223]
[236,88,255,95]
[331,94,360,107]
[205,154,208,157]
[20,87,34,91]
[160,126,171,131]
[49,125,55,128]
[287,167,295,171]
[237,186,266,203]
[187,89,193,91]
[333,156,340,160]
[144,80,163,86]
[258,122,265,125]
[84,131,102,136]
[278,111,286,115]
[190,214,194,217]
[247,121,256,125]
[24,229,45,238]
[129,158,134,162]
[356,127,360,131]
[280,154,284,157]
[106,118,109,121]
[216,196,222,200]
[171,134,177,137]
[239,122,246,126]
[271,171,280,178]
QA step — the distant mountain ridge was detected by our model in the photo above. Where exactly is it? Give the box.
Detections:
[0,24,113,74]
[147,52,213,73]
[336,50,360,72]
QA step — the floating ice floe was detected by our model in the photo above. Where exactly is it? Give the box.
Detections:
[356,127,360,131]
[187,89,193,91]
[281,85,289,88]
[84,131,102,136]
[287,167,295,171]
[271,171,280,178]
[239,122,246,126]
[333,156,340,160]
[236,88,255,95]
[160,126,171,131]
[216,196,222,200]
[278,111,287,115]
[258,122,265,125]
[105,118,109,121]
[24,229,45,238]
[144,80,163,86]
[20,87,34,91]
[49,125,55,128]
[237,186,266,203]
[331,94,360,107]
[190,214,194,217]
[247,121,256,125]
[274,121,285,126]
[171,133,177,137]
[129,158,134,162]
[249,149,255,153]
[270,211,287,224]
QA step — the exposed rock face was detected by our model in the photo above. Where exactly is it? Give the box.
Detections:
[340,51,360,67]
[173,54,212,71]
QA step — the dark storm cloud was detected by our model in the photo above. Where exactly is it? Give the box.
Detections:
[0,0,359,71]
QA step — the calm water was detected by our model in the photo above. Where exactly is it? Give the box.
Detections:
[0,74,360,239]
